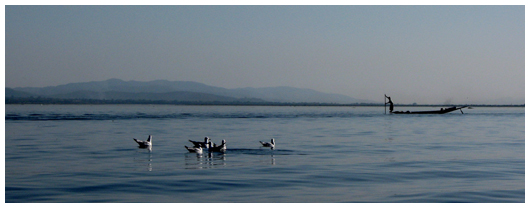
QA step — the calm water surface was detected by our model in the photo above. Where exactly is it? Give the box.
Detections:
[5,105,525,202]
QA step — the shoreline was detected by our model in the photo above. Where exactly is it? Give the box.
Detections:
[4,98,524,108]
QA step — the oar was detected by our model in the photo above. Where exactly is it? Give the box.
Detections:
[384,94,387,114]
[458,106,467,114]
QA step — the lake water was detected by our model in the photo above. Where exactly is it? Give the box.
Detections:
[4,105,525,202]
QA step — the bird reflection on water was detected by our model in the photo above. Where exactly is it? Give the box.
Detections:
[184,148,278,169]
[184,152,226,169]
[133,148,152,171]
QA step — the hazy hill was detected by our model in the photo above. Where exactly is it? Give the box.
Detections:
[6,88,37,98]
[9,79,371,104]
[50,90,263,102]
[229,87,365,103]
[13,79,227,96]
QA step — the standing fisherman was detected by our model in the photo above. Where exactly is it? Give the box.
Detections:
[385,95,394,113]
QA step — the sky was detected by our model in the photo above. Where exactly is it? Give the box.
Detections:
[4,5,525,104]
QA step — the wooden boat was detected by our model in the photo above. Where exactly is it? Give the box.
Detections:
[391,106,468,114]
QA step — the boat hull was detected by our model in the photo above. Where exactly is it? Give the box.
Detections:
[391,106,467,114]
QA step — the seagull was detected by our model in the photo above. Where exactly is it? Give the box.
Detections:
[189,137,210,148]
[185,146,203,154]
[133,135,152,148]
[260,138,275,150]
[209,139,226,153]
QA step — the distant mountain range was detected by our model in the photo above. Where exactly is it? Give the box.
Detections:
[6,79,373,104]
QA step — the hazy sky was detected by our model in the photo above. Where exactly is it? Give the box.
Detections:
[4,5,525,104]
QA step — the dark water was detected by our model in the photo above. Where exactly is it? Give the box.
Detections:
[5,105,525,202]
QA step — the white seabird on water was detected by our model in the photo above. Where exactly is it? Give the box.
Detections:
[209,139,227,153]
[185,146,203,154]
[133,135,152,148]
[189,137,210,148]
[260,138,275,150]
